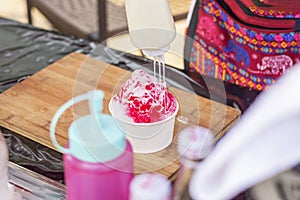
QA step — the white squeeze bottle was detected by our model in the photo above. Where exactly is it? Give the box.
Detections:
[125,0,176,57]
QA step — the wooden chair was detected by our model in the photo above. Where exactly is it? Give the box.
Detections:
[26,0,191,42]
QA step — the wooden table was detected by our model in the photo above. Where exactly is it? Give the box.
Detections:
[0,53,240,181]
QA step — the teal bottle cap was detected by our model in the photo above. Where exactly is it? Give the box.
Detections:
[50,90,126,163]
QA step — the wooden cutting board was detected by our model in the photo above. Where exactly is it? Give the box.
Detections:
[0,52,240,180]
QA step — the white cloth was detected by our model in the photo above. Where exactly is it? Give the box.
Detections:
[189,64,300,200]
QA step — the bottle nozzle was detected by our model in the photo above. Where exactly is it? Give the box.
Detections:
[50,90,126,163]
[142,45,170,58]
[88,90,104,118]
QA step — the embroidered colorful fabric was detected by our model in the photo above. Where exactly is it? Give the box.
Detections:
[188,0,300,91]
[241,0,300,18]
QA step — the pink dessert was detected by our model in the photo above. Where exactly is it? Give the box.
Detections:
[113,70,177,123]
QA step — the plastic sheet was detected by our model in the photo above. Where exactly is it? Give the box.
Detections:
[0,18,94,93]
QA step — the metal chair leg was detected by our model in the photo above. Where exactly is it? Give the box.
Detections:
[97,0,107,43]
[26,0,33,24]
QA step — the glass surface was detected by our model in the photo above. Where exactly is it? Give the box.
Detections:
[8,162,65,200]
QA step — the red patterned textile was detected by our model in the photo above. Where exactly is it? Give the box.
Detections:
[185,0,300,91]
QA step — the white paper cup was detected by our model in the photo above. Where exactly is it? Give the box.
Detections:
[109,98,179,153]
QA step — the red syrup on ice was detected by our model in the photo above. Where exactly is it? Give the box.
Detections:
[113,70,177,123]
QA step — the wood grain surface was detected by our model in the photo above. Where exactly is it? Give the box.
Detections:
[0,52,241,180]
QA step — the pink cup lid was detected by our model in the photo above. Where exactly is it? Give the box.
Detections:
[130,173,171,200]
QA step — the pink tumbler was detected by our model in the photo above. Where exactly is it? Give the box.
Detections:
[50,90,134,200]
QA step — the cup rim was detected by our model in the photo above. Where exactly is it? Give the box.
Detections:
[108,96,179,126]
